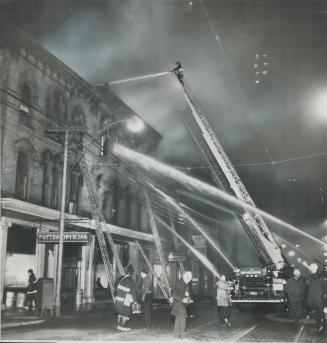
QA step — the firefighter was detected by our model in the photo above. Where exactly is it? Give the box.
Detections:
[285,269,305,321]
[26,269,38,311]
[172,61,184,85]
[140,268,153,327]
[114,265,138,332]
[216,275,231,326]
[306,263,327,333]
[171,271,193,339]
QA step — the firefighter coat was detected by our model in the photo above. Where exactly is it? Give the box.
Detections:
[306,273,327,310]
[114,274,137,316]
[171,279,189,319]
[285,277,305,301]
[216,280,230,307]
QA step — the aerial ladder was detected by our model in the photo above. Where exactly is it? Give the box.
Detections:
[79,145,171,302]
[79,154,125,298]
[171,62,286,303]
[143,189,172,298]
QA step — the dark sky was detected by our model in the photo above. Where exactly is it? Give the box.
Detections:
[2,0,327,267]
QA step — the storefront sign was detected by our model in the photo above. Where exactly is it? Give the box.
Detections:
[192,235,206,248]
[168,252,186,262]
[37,231,91,243]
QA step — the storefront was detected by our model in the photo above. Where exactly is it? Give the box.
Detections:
[1,198,159,310]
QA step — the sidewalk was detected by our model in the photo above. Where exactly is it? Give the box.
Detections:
[1,308,46,329]
[1,299,170,330]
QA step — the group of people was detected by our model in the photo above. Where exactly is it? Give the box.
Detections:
[285,263,327,333]
[113,265,232,339]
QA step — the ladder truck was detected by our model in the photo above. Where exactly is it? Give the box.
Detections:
[171,62,287,303]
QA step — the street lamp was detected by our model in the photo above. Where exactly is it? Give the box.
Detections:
[47,115,145,317]
[99,116,145,155]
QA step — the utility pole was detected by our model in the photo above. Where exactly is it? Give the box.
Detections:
[46,127,85,317]
[54,129,68,317]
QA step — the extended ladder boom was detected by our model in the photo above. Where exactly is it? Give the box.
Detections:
[144,190,171,297]
[171,66,284,270]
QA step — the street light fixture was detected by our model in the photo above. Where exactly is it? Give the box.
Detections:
[99,116,145,155]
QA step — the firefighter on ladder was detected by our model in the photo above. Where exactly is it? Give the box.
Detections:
[114,265,138,331]
[172,61,184,85]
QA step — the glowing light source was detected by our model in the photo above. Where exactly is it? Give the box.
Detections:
[308,89,327,121]
[126,116,145,133]
[288,250,295,257]
[281,244,287,249]
[297,258,302,263]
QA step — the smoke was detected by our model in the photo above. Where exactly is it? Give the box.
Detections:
[31,1,262,166]
[6,0,326,241]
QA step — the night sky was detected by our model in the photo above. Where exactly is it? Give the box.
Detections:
[2,0,327,268]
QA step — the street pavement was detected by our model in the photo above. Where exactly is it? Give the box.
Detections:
[1,301,327,342]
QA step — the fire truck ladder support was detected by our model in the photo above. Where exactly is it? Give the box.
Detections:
[171,68,284,270]
[79,154,125,298]
[144,190,171,297]
[135,240,170,301]
[168,207,186,274]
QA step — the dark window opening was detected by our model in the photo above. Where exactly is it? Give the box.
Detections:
[15,151,29,200]
[7,225,36,254]
[20,82,32,126]
[69,166,82,214]
[50,166,59,209]
[42,163,50,206]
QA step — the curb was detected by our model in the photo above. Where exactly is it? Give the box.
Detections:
[265,312,315,324]
[2,319,46,329]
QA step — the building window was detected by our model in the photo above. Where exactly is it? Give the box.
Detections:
[7,225,36,254]
[15,151,29,200]
[118,196,127,226]
[46,87,67,124]
[42,162,50,206]
[20,82,32,126]
[69,166,82,214]
[71,106,85,145]
[50,166,60,209]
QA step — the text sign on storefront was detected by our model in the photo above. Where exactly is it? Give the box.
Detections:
[168,252,186,262]
[192,235,206,248]
[37,231,91,244]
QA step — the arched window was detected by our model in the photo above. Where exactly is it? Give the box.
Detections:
[99,116,110,156]
[20,82,32,126]
[118,194,127,226]
[68,165,83,214]
[111,178,120,224]
[103,191,114,223]
[15,151,29,200]
[71,106,86,145]
[42,162,50,206]
[45,87,67,124]
[50,166,60,209]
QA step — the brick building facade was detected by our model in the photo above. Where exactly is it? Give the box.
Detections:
[0,22,175,310]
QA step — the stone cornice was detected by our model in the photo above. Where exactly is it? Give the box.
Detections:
[1,20,102,105]
[1,198,156,243]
